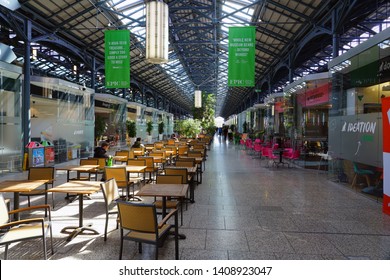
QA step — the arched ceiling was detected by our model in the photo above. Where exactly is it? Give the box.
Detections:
[1,0,389,118]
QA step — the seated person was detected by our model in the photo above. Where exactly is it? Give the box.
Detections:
[94,141,109,158]
[94,141,109,181]
[131,137,145,148]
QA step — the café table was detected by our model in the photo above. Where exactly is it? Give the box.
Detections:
[137,183,188,239]
[48,180,101,241]
[0,179,49,220]
[164,166,197,201]
[56,164,99,181]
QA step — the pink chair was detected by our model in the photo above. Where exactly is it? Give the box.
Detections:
[252,142,262,159]
[262,147,278,167]
[285,149,300,168]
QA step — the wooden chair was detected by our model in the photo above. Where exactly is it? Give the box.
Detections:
[117,201,179,260]
[127,159,146,183]
[165,167,194,204]
[138,156,159,182]
[114,150,129,164]
[104,167,140,200]
[75,158,99,180]
[20,167,55,214]
[155,174,184,225]
[89,157,107,179]
[0,194,53,259]
[100,178,120,241]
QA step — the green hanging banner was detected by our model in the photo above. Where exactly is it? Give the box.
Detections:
[104,30,130,88]
[228,26,256,87]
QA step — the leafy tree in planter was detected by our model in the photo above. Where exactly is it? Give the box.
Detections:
[146,120,153,136]
[126,120,136,138]
[95,115,107,145]
[158,121,165,135]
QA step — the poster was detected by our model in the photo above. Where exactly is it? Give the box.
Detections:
[228,26,256,87]
[104,30,130,88]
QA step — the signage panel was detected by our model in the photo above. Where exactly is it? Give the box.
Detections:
[104,30,130,88]
[228,27,255,87]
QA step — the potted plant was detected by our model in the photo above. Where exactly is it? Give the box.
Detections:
[95,115,107,146]
[126,120,137,146]
[158,121,165,140]
[146,120,153,143]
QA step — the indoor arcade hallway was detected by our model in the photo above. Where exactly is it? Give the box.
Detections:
[1,134,390,260]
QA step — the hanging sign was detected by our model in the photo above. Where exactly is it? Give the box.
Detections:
[382,97,390,215]
[228,26,256,87]
[104,30,130,88]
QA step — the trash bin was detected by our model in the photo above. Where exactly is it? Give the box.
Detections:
[41,141,55,167]
[26,141,45,168]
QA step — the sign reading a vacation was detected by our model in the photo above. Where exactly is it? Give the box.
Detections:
[104,30,130,88]
[228,26,256,87]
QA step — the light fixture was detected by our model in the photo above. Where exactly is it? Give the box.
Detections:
[194,90,202,108]
[32,48,38,60]
[146,1,169,64]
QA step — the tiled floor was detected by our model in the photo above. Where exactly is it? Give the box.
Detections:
[1,135,390,260]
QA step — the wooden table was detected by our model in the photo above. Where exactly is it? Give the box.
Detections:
[48,180,101,241]
[137,183,188,217]
[56,165,99,181]
[0,179,49,220]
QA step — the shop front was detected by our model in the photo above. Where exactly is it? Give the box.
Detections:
[0,62,23,175]
[30,76,95,163]
[328,28,390,199]
[283,73,331,169]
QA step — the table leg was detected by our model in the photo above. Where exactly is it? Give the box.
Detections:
[13,192,20,221]
[61,194,99,241]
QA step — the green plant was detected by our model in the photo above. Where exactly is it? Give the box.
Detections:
[175,119,201,138]
[243,121,248,133]
[146,120,153,136]
[95,115,107,142]
[158,121,165,134]
[126,120,136,138]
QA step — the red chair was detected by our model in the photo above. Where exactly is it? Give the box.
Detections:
[285,149,300,168]
[262,147,278,167]
[252,142,262,159]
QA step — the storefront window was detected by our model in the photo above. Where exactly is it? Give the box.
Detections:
[328,35,389,195]
[0,62,23,175]
[30,77,94,163]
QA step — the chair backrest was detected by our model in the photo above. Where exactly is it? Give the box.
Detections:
[115,150,129,158]
[178,146,188,155]
[167,139,175,145]
[100,178,120,208]
[154,142,164,149]
[128,150,135,159]
[89,157,106,170]
[292,149,300,158]
[138,156,155,168]
[156,175,183,184]
[0,194,9,225]
[28,167,55,181]
[80,158,98,166]
[187,151,202,158]
[165,168,188,183]
[104,167,128,182]
[175,160,195,167]
[117,201,157,233]
[127,159,146,167]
